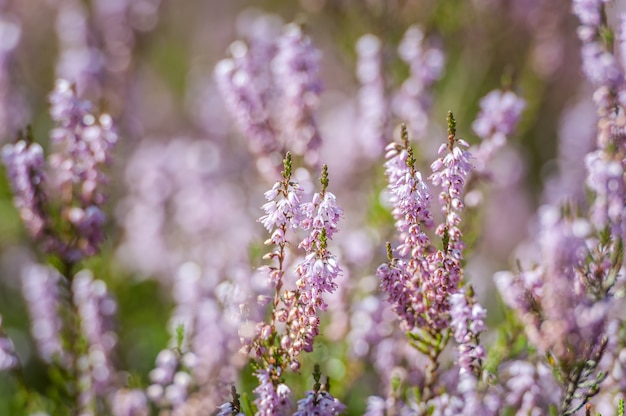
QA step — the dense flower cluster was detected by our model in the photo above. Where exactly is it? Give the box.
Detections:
[471,89,526,172]
[241,153,345,413]
[215,21,322,171]
[378,115,473,335]
[2,79,117,263]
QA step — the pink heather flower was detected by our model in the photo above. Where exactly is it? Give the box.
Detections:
[147,348,194,410]
[2,140,48,239]
[380,116,474,336]
[393,26,445,138]
[572,0,607,30]
[110,389,149,416]
[355,34,388,158]
[383,140,434,255]
[0,10,26,141]
[214,46,279,156]
[259,180,304,237]
[0,316,18,371]
[619,15,626,73]
[450,291,486,376]
[581,42,623,88]
[217,401,244,416]
[429,137,473,256]
[299,190,343,251]
[72,270,118,397]
[585,150,625,236]
[272,23,322,164]
[21,263,68,365]
[253,367,292,416]
[496,208,608,368]
[363,396,386,416]
[293,390,347,416]
[49,79,117,261]
[471,90,525,172]
[500,360,560,413]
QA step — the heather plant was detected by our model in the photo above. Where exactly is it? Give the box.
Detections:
[3,1,626,416]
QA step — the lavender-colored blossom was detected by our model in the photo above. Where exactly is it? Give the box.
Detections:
[253,367,292,416]
[355,34,388,158]
[147,349,188,408]
[500,360,560,414]
[392,26,445,138]
[272,23,322,164]
[259,180,304,239]
[496,207,608,371]
[110,389,149,416]
[379,121,474,334]
[293,390,346,416]
[581,42,623,88]
[471,90,525,172]
[585,149,625,237]
[0,316,18,371]
[215,48,279,156]
[217,401,244,416]
[72,270,118,399]
[47,79,118,262]
[449,291,486,376]
[21,263,67,364]
[2,140,49,240]
[0,8,26,141]
[572,0,606,31]
[54,0,102,98]
[429,134,473,256]
[363,396,386,416]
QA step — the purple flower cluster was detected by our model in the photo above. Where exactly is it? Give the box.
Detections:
[253,367,292,416]
[48,79,117,261]
[72,270,118,405]
[449,290,486,377]
[243,154,344,412]
[147,349,194,410]
[378,117,473,334]
[2,139,48,241]
[392,26,445,138]
[0,6,26,141]
[0,316,18,371]
[110,389,149,416]
[471,89,525,172]
[355,34,388,158]
[20,263,68,365]
[293,390,346,416]
[215,21,322,171]
[2,79,117,264]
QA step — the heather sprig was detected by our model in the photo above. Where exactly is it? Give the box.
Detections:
[3,79,117,266]
[378,112,475,402]
[293,364,346,416]
[216,22,323,173]
[1,80,120,414]
[238,152,344,414]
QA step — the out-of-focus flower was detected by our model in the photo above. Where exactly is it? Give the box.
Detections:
[21,263,67,365]
[72,270,118,406]
[2,139,49,241]
[272,23,322,166]
[355,34,388,159]
[216,20,323,172]
[0,316,18,371]
[110,388,149,416]
[471,89,525,172]
[253,367,292,416]
[392,26,445,138]
[293,390,346,415]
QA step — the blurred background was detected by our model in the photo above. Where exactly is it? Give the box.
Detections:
[0,0,621,414]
